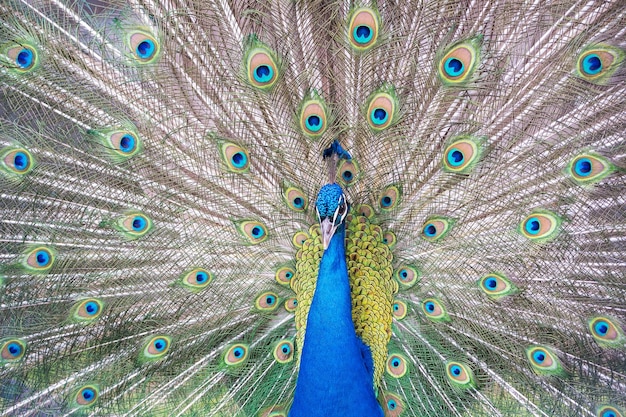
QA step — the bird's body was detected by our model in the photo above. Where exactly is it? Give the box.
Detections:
[1,1,626,416]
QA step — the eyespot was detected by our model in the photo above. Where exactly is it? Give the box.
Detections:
[588,316,624,348]
[235,220,268,244]
[255,291,279,312]
[74,385,99,407]
[576,45,623,84]
[438,38,481,85]
[597,405,624,417]
[22,246,55,273]
[386,353,408,378]
[394,266,419,290]
[127,30,160,63]
[421,217,453,242]
[348,8,380,51]
[141,336,171,361]
[283,186,308,212]
[72,298,104,322]
[520,210,561,242]
[115,212,152,239]
[381,230,397,249]
[299,97,328,138]
[392,300,407,320]
[275,266,295,286]
[1,148,34,176]
[442,136,482,174]
[379,185,401,211]
[525,345,562,375]
[478,273,517,299]
[224,343,249,366]
[1,339,26,363]
[445,361,475,388]
[284,297,297,312]
[179,268,213,292]
[382,392,404,417]
[354,204,374,219]
[292,230,309,248]
[567,153,614,185]
[105,130,142,159]
[245,41,279,90]
[219,142,250,173]
[366,91,398,131]
[5,43,39,72]
[273,339,294,363]
[422,298,450,322]
[337,159,360,187]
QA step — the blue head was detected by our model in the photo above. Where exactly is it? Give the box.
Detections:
[315,183,348,249]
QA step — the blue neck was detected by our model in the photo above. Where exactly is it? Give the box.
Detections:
[289,226,383,417]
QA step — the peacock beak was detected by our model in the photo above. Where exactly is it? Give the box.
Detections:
[320,218,338,250]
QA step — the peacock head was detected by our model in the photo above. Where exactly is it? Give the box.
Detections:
[315,183,349,250]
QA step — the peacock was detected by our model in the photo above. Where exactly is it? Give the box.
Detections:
[0,0,625,415]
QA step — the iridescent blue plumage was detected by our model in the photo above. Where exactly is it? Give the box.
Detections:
[290,183,383,417]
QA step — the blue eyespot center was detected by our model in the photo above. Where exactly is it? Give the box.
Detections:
[447,148,464,166]
[533,351,545,363]
[371,108,388,125]
[342,170,353,181]
[595,321,609,336]
[16,48,33,68]
[137,40,155,59]
[36,250,50,266]
[451,365,461,376]
[154,339,166,351]
[574,158,592,176]
[13,152,28,171]
[85,301,99,315]
[525,218,540,234]
[233,347,244,357]
[424,224,437,237]
[602,411,616,417]
[425,301,435,312]
[82,388,95,401]
[281,344,291,354]
[582,54,602,75]
[485,277,497,289]
[392,359,400,367]
[305,115,322,132]
[393,304,399,311]
[354,25,373,44]
[445,57,464,77]
[266,295,275,305]
[251,226,264,238]
[400,270,408,279]
[132,216,146,231]
[231,152,247,168]
[285,271,293,279]
[7,343,22,356]
[196,272,208,283]
[293,197,304,208]
[387,399,397,410]
[381,196,392,207]
[254,65,273,83]
[119,135,135,153]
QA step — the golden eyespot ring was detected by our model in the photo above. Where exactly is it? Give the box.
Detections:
[247,48,279,89]
[348,8,380,51]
